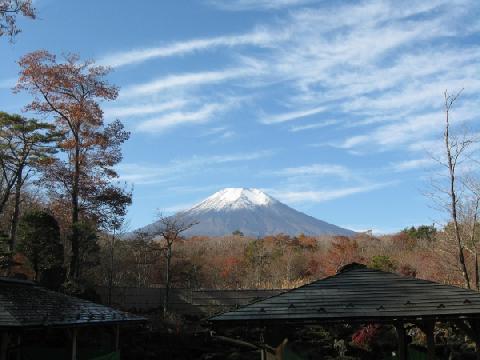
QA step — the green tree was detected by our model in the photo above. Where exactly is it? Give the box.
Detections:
[232,229,244,237]
[402,225,436,242]
[16,210,63,281]
[0,112,58,255]
[369,255,396,272]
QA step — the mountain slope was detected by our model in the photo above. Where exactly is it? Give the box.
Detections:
[138,188,355,237]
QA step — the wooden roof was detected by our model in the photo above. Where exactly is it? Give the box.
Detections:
[210,264,480,325]
[0,278,146,329]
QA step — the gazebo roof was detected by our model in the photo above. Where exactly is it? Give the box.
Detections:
[210,264,480,325]
[0,277,146,329]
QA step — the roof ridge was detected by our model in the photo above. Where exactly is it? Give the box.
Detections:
[337,262,367,273]
[0,277,36,286]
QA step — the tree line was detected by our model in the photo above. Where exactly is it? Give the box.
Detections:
[0,50,131,296]
[84,226,468,293]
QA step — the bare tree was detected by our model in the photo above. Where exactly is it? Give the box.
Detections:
[442,90,473,288]
[104,219,129,305]
[153,214,197,316]
[462,178,480,290]
[425,90,480,288]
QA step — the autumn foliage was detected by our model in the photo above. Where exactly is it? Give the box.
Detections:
[0,0,35,40]
[81,226,471,293]
[12,51,131,283]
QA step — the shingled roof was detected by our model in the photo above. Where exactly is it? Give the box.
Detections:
[0,278,145,329]
[210,264,480,324]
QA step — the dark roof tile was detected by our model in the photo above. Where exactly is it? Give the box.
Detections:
[0,278,145,329]
[210,267,480,323]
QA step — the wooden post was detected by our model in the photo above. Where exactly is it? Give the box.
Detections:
[260,348,266,360]
[0,333,9,360]
[114,325,120,353]
[15,334,21,360]
[421,320,435,360]
[71,328,78,360]
[395,322,407,360]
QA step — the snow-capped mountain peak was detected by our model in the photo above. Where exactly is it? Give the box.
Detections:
[135,187,355,237]
[190,188,276,212]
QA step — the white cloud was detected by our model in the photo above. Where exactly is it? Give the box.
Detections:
[207,0,319,11]
[261,106,326,124]
[339,103,478,150]
[117,150,274,185]
[289,119,339,132]
[104,100,187,118]
[120,68,256,98]
[391,158,436,172]
[217,130,235,140]
[272,182,393,203]
[207,150,274,163]
[136,103,229,132]
[102,0,479,151]
[272,163,351,178]
[162,202,197,214]
[98,29,285,68]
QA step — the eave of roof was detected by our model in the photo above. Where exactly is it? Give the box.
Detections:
[210,265,480,324]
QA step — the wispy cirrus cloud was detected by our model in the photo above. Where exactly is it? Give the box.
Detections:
[105,0,479,139]
[289,120,338,132]
[98,28,287,68]
[272,182,394,204]
[117,150,274,185]
[120,67,257,98]
[104,100,187,118]
[260,106,325,124]
[339,102,478,150]
[390,158,436,172]
[207,0,320,11]
[272,163,351,179]
[136,103,230,132]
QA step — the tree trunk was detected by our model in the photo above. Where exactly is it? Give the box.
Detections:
[0,177,15,216]
[476,251,479,291]
[445,101,470,289]
[5,167,23,276]
[69,140,81,281]
[108,230,115,305]
[164,244,172,316]
[470,200,479,291]
[8,166,24,253]
[33,259,38,282]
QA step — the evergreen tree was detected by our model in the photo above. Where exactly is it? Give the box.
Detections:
[17,210,63,281]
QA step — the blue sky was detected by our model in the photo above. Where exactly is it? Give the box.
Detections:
[1,0,479,233]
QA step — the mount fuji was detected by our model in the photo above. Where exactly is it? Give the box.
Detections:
[137,188,355,237]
